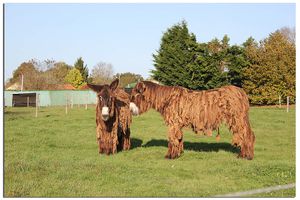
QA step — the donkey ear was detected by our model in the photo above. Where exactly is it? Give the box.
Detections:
[137,82,146,93]
[110,79,119,91]
[87,84,103,92]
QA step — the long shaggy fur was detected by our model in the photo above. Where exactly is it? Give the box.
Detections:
[131,81,255,159]
[90,81,132,155]
[115,88,132,151]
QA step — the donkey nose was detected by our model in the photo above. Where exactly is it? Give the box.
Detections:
[102,107,109,115]
[130,102,139,116]
[101,106,109,121]
[102,114,109,121]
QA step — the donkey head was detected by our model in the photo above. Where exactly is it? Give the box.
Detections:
[130,81,147,115]
[87,79,119,121]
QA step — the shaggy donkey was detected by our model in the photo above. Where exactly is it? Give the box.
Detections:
[130,81,255,160]
[88,79,131,155]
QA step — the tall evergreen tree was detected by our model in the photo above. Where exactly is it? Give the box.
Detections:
[152,22,238,90]
[190,42,227,90]
[226,45,249,87]
[74,57,89,83]
[151,21,198,88]
[206,36,229,86]
[195,35,248,89]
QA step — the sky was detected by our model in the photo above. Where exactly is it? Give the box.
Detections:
[4,3,296,80]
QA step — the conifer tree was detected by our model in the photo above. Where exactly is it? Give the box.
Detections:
[151,21,198,88]
[74,57,89,83]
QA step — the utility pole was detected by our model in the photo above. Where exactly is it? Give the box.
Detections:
[21,73,24,91]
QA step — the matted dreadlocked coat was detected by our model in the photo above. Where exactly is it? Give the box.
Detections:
[130,81,255,160]
[86,78,132,155]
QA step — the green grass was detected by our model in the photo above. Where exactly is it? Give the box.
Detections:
[4,106,295,197]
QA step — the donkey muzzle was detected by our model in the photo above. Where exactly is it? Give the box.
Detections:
[102,106,110,121]
[130,102,139,116]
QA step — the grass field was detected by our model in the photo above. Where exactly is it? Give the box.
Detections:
[4,106,295,197]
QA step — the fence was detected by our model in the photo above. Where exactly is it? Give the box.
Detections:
[4,90,97,107]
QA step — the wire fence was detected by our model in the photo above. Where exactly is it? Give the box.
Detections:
[213,183,295,197]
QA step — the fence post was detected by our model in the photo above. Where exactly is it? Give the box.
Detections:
[85,93,88,110]
[71,94,73,109]
[38,94,40,109]
[27,96,29,107]
[77,95,79,108]
[65,95,68,115]
[35,94,38,117]
[287,96,289,113]
[279,95,281,108]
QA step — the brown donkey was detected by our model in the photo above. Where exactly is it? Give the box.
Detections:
[88,79,132,155]
[130,81,255,160]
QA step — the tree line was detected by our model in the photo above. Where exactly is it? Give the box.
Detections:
[6,57,143,90]
[151,21,295,105]
[6,21,295,105]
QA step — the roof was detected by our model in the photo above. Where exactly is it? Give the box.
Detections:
[5,83,76,90]
[80,84,90,90]
[125,82,137,88]
[52,84,76,90]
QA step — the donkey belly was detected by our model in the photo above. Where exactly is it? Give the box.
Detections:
[190,102,223,136]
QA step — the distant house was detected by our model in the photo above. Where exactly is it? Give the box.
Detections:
[125,82,137,88]
[147,79,160,84]
[124,82,137,94]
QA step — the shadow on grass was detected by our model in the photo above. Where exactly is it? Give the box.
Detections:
[130,138,143,149]
[143,139,240,154]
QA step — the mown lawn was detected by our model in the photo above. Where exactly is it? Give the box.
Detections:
[4,106,295,197]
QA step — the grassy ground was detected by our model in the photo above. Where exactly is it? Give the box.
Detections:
[4,106,295,197]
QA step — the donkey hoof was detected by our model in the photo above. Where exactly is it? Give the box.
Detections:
[237,154,253,160]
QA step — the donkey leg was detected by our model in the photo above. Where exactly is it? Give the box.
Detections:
[97,138,104,154]
[98,132,116,155]
[99,139,109,154]
[117,128,131,151]
[117,131,123,152]
[165,125,183,159]
[122,128,131,150]
[232,119,255,160]
[216,127,221,142]
[96,126,107,154]
[238,127,255,160]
